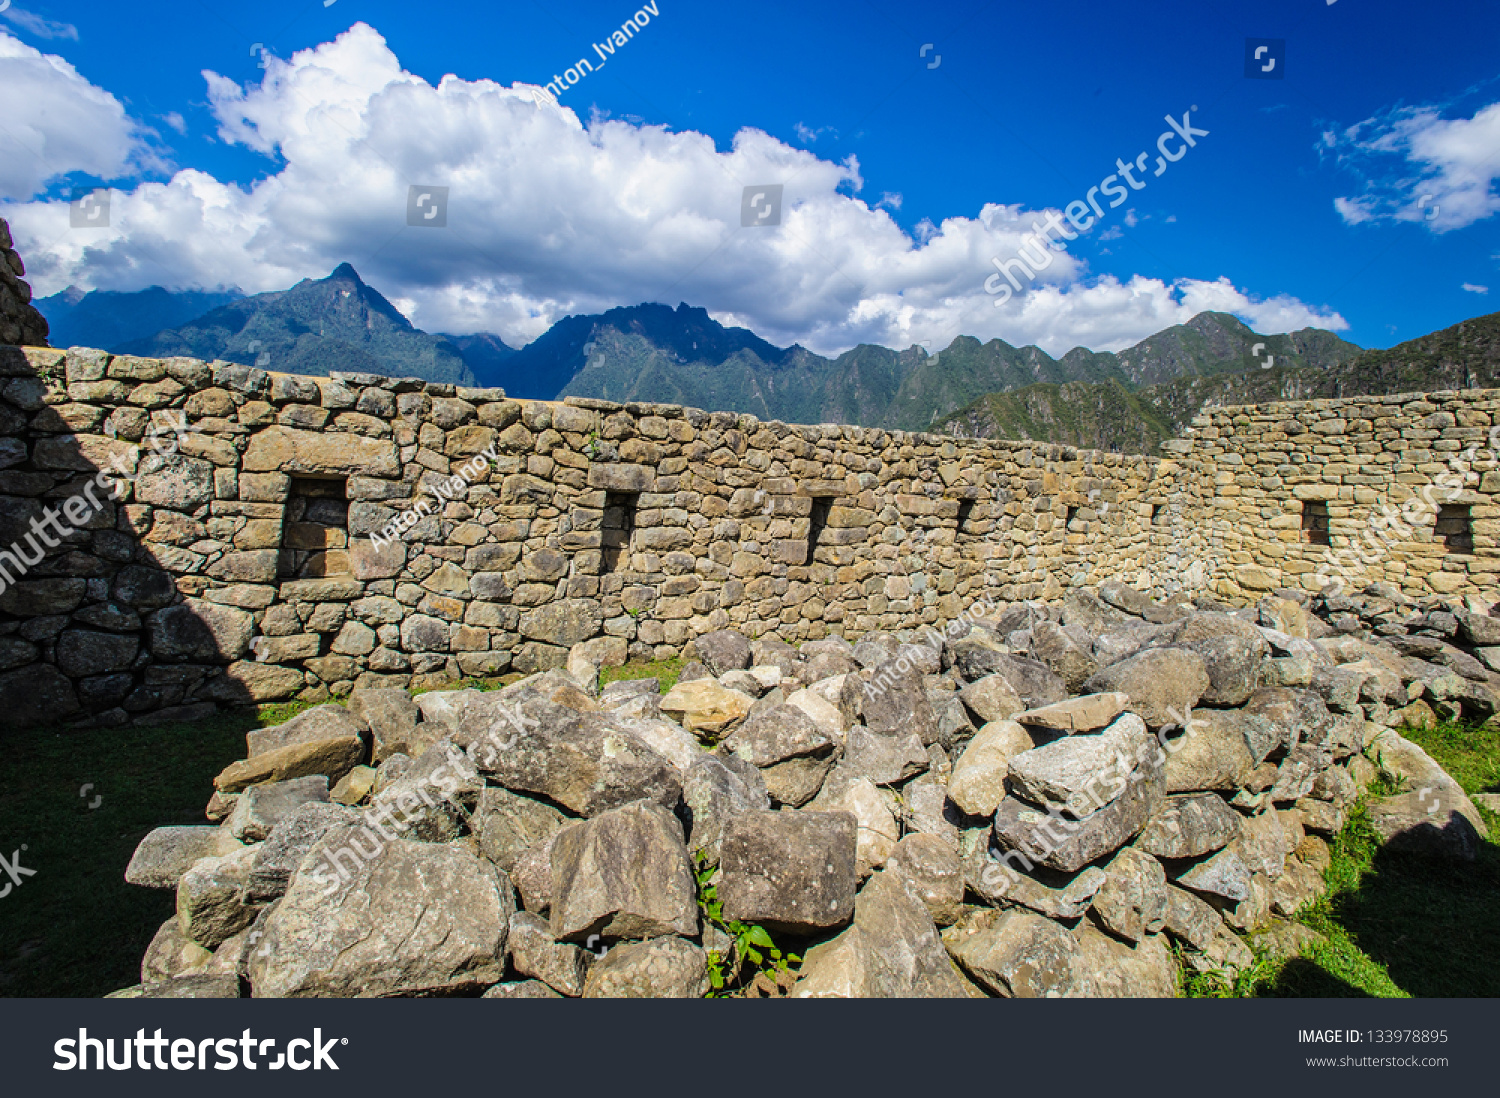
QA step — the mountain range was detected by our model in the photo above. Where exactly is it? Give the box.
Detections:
[938,310,1500,452]
[40,263,1462,449]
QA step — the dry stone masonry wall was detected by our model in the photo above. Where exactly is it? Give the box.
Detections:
[0,343,1209,727]
[1186,390,1500,604]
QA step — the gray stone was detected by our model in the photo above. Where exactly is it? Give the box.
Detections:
[808,771,900,877]
[948,719,1036,817]
[483,980,562,999]
[942,909,1088,998]
[519,599,605,647]
[243,801,361,903]
[719,810,858,934]
[1164,709,1266,793]
[842,725,928,785]
[1161,883,1223,950]
[472,699,681,817]
[475,786,571,874]
[582,937,708,998]
[245,703,369,758]
[1188,633,1268,707]
[1083,647,1210,728]
[1015,692,1130,733]
[176,847,259,950]
[227,776,329,842]
[247,826,514,997]
[1135,793,1243,859]
[759,753,834,808]
[126,826,220,889]
[507,911,592,996]
[1005,713,1153,817]
[1074,925,1177,998]
[346,687,424,763]
[992,747,1166,873]
[957,672,1026,724]
[860,659,938,743]
[962,830,1106,916]
[885,834,964,926]
[142,917,212,983]
[109,974,242,999]
[681,754,769,865]
[692,629,753,675]
[720,703,831,767]
[1091,847,1169,943]
[945,629,1013,681]
[1174,846,1253,903]
[792,870,972,998]
[1030,620,1099,692]
[366,740,484,842]
[549,800,698,943]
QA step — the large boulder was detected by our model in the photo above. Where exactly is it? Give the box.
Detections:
[791,871,972,998]
[474,786,571,874]
[884,834,963,927]
[1029,621,1099,693]
[245,703,369,757]
[860,660,938,744]
[471,699,681,817]
[948,720,1036,817]
[247,826,514,997]
[681,754,770,865]
[942,909,1089,997]
[957,673,1026,725]
[243,801,361,903]
[1004,713,1153,818]
[1090,847,1169,943]
[1164,709,1275,793]
[549,800,698,943]
[1187,633,1269,707]
[720,704,832,767]
[658,680,754,738]
[507,911,593,996]
[691,630,753,675]
[346,687,426,763]
[1135,793,1242,859]
[226,776,329,843]
[981,653,1068,710]
[719,810,858,934]
[126,826,220,889]
[1083,648,1210,729]
[992,748,1166,873]
[1074,925,1177,997]
[808,772,900,878]
[582,937,709,998]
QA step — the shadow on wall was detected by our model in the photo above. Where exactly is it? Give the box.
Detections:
[0,343,254,729]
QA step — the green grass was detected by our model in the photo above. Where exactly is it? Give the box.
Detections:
[1190,720,1500,997]
[0,703,307,998]
[600,656,685,693]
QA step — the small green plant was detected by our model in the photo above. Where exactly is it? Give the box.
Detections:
[36,359,66,394]
[582,430,602,460]
[693,851,800,996]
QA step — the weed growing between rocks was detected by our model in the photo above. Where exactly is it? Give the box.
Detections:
[600,657,684,694]
[694,851,801,997]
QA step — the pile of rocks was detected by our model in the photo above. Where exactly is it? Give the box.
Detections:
[0,218,48,350]
[117,580,1489,998]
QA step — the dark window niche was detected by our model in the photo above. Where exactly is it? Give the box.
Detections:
[601,491,638,573]
[1436,504,1473,553]
[1151,504,1165,525]
[280,477,349,578]
[954,498,976,535]
[1065,505,1079,528]
[1301,500,1331,546]
[805,496,835,566]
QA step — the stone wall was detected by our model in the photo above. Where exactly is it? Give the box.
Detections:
[0,343,1210,728]
[1183,389,1500,604]
[0,219,49,349]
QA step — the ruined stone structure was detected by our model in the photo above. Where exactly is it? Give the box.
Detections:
[0,219,49,349]
[5,331,1500,728]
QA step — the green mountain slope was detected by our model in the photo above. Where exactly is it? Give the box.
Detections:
[939,310,1500,452]
[35,285,243,352]
[115,264,475,385]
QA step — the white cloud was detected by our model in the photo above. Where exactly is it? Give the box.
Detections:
[0,32,156,200]
[2,23,1347,357]
[1329,100,1500,233]
[163,112,186,134]
[0,7,78,40]
[1463,282,1489,294]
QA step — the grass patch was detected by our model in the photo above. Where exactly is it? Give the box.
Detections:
[0,705,293,998]
[1188,720,1500,997]
[600,657,685,693]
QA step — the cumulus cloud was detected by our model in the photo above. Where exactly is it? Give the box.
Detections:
[1463,283,1489,294]
[3,23,1346,356]
[1327,99,1500,233]
[0,32,157,200]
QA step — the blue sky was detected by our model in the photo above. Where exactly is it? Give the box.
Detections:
[2,0,1498,356]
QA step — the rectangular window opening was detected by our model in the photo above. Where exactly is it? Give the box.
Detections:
[1301,500,1331,547]
[280,476,350,577]
[1065,505,1079,528]
[602,491,639,573]
[1151,503,1165,525]
[805,496,835,566]
[954,498,976,535]
[1436,504,1473,553]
